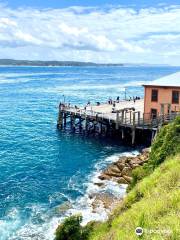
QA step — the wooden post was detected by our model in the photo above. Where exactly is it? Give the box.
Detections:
[168,104,172,120]
[138,111,140,125]
[132,112,136,145]
[121,110,125,124]
[71,114,75,132]
[121,128,125,139]
[79,117,82,131]
[99,123,103,134]
[64,113,67,127]
[142,113,145,128]
[130,111,132,124]
[116,111,120,129]
[85,118,88,131]
[57,109,63,129]
[133,111,136,126]
[124,111,127,124]
[132,128,136,145]
[70,113,73,128]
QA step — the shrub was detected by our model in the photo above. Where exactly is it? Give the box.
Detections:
[149,116,180,167]
[128,116,180,190]
[55,215,91,240]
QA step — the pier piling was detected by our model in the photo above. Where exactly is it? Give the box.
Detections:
[57,100,180,145]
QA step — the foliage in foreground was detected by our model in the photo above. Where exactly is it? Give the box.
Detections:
[88,117,180,240]
[55,215,92,240]
[129,116,180,190]
[89,154,180,240]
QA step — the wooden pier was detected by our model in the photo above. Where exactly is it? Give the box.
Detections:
[57,99,180,145]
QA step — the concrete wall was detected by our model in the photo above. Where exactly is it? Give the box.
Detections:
[144,86,180,115]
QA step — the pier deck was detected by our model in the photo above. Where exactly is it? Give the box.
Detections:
[57,99,180,145]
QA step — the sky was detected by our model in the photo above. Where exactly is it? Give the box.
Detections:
[0,0,180,65]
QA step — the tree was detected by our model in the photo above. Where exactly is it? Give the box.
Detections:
[55,215,91,240]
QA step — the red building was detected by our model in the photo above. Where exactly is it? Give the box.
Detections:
[143,72,180,118]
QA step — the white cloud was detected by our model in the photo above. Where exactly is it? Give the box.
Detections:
[0,5,179,64]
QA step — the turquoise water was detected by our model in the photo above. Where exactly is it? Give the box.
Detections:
[0,66,179,239]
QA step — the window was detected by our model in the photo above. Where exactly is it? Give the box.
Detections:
[151,89,158,102]
[172,91,179,104]
[151,109,157,119]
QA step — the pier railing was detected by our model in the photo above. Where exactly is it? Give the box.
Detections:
[59,104,180,130]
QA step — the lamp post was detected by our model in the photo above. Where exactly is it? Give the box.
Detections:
[62,94,66,103]
[124,87,127,100]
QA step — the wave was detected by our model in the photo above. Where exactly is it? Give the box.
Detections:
[0,151,139,240]
[20,81,145,95]
[64,150,139,225]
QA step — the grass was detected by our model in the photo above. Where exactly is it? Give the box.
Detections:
[88,117,180,240]
[89,154,180,240]
[129,116,180,190]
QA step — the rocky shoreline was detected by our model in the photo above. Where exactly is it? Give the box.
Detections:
[98,148,150,184]
[90,148,150,212]
[57,149,150,222]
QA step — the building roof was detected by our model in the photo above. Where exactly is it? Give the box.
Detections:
[143,71,180,88]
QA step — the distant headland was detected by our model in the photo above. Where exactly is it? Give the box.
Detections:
[0,59,124,67]
[0,59,170,67]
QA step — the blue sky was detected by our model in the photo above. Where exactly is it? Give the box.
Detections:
[0,0,180,64]
[3,0,180,9]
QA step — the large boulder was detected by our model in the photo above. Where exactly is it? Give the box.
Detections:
[118,156,128,164]
[98,174,111,181]
[108,164,122,174]
[121,166,132,177]
[130,157,142,165]
[123,175,133,183]
[115,162,125,171]
[117,177,128,184]
[103,169,122,178]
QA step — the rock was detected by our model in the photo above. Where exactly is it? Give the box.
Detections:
[98,152,149,185]
[103,169,121,178]
[125,157,133,163]
[142,148,151,154]
[117,177,128,184]
[118,156,127,164]
[121,166,132,177]
[108,165,122,174]
[115,162,125,171]
[94,182,105,187]
[91,193,118,210]
[130,158,142,165]
[98,174,111,181]
[131,163,140,169]
[123,175,133,183]
[57,202,72,213]
[138,156,146,162]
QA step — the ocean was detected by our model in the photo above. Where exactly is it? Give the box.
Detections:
[0,66,179,239]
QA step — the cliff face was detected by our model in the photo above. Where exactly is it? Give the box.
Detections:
[89,117,180,240]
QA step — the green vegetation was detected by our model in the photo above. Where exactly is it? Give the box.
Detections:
[55,215,92,240]
[89,154,180,240]
[55,117,180,240]
[129,116,180,190]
